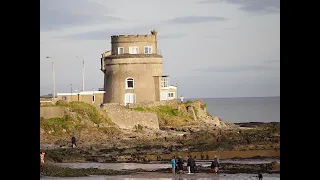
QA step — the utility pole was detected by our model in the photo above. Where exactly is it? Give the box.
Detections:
[76,56,85,92]
[70,84,73,101]
[46,56,55,101]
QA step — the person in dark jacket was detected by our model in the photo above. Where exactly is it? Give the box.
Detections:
[187,156,196,174]
[176,156,184,174]
[72,136,76,148]
[258,173,263,180]
[187,156,192,174]
[211,156,220,174]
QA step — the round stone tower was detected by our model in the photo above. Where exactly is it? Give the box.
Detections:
[101,30,163,104]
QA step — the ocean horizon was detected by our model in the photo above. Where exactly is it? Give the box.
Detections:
[186,96,280,123]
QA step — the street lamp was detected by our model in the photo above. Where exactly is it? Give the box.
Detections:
[76,56,85,92]
[92,88,95,104]
[70,84,73,101]
[46,56,55,101]
[176,82,178,102]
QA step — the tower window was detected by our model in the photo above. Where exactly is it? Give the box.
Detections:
[126,78,134,89]
[129,46,138,54]
[118,47,124,54]
[144,46,152,54]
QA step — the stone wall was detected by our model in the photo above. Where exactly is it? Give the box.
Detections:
[103,57,163,104]
[102,103,159,129]
[40,107,64,119]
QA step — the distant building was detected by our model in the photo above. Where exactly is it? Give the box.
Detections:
[55,91,105,105]
[100,30,177,105]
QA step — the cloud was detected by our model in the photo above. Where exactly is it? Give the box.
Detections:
[164,16,228,24]
[198,0,280,14]
[58,24,187,41]
[58,29,116,40]
[262,60,280,63]
[158,34,188,40]
[203,35,220,38]
[40,0,122,31]
[193,64,279,73]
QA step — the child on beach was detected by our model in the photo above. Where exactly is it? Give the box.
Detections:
[40,152,45,164]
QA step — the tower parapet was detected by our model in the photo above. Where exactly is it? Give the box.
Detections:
[111,30,159,55]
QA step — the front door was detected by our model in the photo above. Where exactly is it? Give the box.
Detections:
[161,92,167,101]
[124,93,136,104]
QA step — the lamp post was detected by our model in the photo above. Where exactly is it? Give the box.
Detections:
[76,56,85,92]
[176,82,178,102]
[92,88,95,104]
[70,84,73,101]
[46,56,55,101]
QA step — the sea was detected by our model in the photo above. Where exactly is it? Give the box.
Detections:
[187,97,280,123]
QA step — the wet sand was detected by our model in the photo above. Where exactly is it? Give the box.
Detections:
[41,172,280,180]
[53,159,280,170]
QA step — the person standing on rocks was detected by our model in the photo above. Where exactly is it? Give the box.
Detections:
[72,135,76,148]
[211,156,220,174]
[180,95,184,103]
[171,156,176,174]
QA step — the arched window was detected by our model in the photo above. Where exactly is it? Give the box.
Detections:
[126,78,134,89]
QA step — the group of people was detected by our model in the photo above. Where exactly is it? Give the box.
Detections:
[171,155,220,174]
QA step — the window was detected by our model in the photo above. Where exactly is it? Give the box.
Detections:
[161,77,169,89]
[129,46,138,54]
[126,78,134,89]
[168,92,174,98]
[144,46,152,54]
[62,96,67,100]
[118,47,124,55]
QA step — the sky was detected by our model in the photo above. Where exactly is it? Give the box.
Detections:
[40,0,280,98]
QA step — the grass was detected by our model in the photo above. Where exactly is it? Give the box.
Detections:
[40,116,75,135]
[131,102,209,130]
[41,101,116,136]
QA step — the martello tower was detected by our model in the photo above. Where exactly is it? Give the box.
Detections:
[101,30,168,104]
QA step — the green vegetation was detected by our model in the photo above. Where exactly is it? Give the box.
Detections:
[40,101,116,135]
[132,105,182,116]
[201,103,206,109]
[40,116,75,135]
[56,101,112,125]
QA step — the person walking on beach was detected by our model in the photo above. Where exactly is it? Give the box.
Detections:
[72,135,76,148]
[190,156,196,173]
[211,156,220,174]
[187,156,191,174]
[177,156,184,174]
[171,156,176,174]
[40,152,45,165]
[187,155,196,174]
